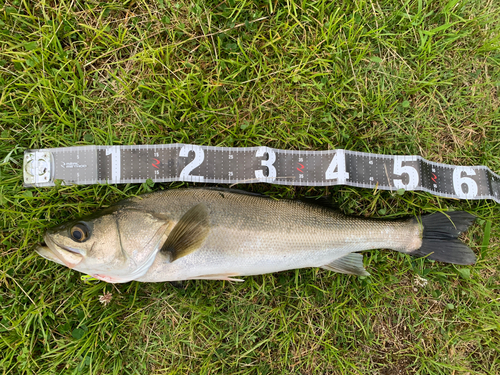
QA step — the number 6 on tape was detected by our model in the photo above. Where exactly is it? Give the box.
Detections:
[453,167,478,199]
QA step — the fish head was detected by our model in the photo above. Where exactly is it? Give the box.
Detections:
[36,205,171,283]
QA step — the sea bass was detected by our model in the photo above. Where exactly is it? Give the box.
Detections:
[36,188,476,283]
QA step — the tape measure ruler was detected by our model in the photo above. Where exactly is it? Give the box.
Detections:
[23,144,500,203]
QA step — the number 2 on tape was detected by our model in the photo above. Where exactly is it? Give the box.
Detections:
[179,145,205,182]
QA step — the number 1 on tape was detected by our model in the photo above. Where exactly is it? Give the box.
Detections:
[105,146,121,183]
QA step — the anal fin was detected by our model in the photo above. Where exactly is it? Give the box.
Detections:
[321,253,370,276]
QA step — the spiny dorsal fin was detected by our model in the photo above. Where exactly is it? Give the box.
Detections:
[204,187,338,209]
[160,203,210,262]
[321,253,370,276]
[202,187,269,198]
[299,195,338,210]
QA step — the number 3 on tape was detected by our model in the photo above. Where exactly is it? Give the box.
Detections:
[255,147,277,182]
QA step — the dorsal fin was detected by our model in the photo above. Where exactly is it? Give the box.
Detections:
[299,195,338,210]
[201,187,269,198]
[204,187,338,209]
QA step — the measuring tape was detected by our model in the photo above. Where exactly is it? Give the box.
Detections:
[23,144,500,203]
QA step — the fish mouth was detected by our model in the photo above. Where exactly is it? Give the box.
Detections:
[36,235,83,269]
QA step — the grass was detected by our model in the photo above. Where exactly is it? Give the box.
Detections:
[0,0,499,373]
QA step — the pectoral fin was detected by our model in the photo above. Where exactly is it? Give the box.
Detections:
[160,203,210,262]
[321,253,370,276]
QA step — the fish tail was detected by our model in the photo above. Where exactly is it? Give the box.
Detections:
[408,212,476,265]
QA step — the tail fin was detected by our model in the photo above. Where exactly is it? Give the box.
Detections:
[409,212,476,265]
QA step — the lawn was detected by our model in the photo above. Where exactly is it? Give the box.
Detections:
[0,0,499,374]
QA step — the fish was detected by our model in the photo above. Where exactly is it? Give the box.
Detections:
[36,188,477,284]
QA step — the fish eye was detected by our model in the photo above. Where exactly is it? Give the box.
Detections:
[70,223,89,242]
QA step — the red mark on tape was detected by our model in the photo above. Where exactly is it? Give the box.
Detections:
[297,163,305,173]
[431,173,437,182]
[152,158,160,169]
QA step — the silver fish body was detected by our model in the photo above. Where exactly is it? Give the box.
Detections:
[36,188,476,283]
